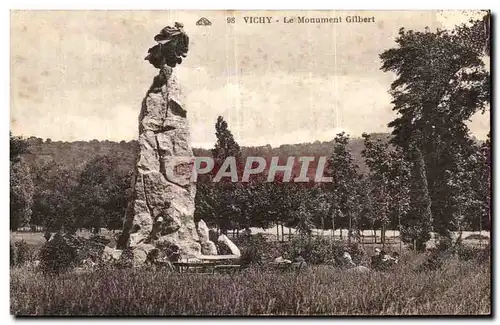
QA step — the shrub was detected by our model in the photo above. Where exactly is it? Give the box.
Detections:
[418,243,490,272]
[233,233,283,266]
[10,240,38,267]
[10,242,17,267]
[39,232,79,274]
[76,235,107,264]
[15,240,38,266]
[114,248,134,269]
[456,244,490,263]
[39,231,109,273]
[283,236,366,265]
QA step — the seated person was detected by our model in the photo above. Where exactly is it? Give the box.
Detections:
[378,250,398,270]
[390,252,400,264]
[371,248,382,269]
[342,251,356,268]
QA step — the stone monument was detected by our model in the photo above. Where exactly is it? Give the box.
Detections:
[116,23,216,265]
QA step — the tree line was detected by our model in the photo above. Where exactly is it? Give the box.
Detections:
[11,135,133,234]
[197,14,491,250]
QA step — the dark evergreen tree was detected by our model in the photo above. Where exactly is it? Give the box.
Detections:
[196,116,242,234]
[212,116,241,163]
[401,142,433,251]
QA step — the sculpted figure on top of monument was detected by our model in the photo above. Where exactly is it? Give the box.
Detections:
[145,22,189,69]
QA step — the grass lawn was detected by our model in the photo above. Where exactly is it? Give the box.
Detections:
[10,255,490,316]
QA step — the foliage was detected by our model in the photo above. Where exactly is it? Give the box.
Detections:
[196,116,243,233]
[455,244,490,263]
[38,232,107,274]
[30,162,77,232]
[10,161,35,231]
[232,233,283,266]
[212,116,242,163]
[400,145,433,251]
[283,236,366,266]
[28,154,131,233]
[380,14,490,240]
[418,243,489,271]
[361,133,411,239]
[71,155,132,232]
[470,133,491,231]
[10,240,38,266]
[325,132,361,239]
[39,232,80,274]
[10,131,34,231]
[10,132,30,163]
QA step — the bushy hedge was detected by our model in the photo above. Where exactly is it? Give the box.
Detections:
[10,240,38,267]
[232,233,284,266]
[283,236,366,265]
[418,243,490,272]
[233,234,367,267]
[456,244,490,263]
[39,233,79,273]
[39,232,107,273]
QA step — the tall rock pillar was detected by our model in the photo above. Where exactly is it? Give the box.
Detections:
[118,23,201,263]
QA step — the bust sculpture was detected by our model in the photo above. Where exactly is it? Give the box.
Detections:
[145,22,189,69]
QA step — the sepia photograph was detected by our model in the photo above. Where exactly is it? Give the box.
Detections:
[9,9,491,316]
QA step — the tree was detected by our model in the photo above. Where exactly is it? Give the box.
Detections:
[233,176,275,233]
[326,132,360,241]
[309,184,333,236]
[357,176,375,234]
[10,132,30,163]
[401,142,433,251]
[362,133,411,246]
[454,137,491,234]
[10,133,33,231]
[361,134,391,244]
[195,116,242,234]
[212,116,241,163]
[380,17,490,241]
[292,203,314,239]
[477,133,491,231]
[72,155,132,233]
[10,162,34,230]
[445,151,482,243]
[31,162,76,232]
[265,181,315,241]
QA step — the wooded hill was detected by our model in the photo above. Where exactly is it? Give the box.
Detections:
[19,133,392,179]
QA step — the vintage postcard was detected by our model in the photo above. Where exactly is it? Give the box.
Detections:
[10,10,491,316]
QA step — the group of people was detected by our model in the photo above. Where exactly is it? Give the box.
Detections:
[370,248,399,270]
[342,247,399,271]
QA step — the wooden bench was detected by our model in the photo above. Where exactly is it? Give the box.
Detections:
[171,255,242,274]
[212,264,243,274]
[273,261,307,272]
[172,261,217,273]
[197,254,241,261]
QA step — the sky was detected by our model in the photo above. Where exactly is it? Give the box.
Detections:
[10,10,490,148]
